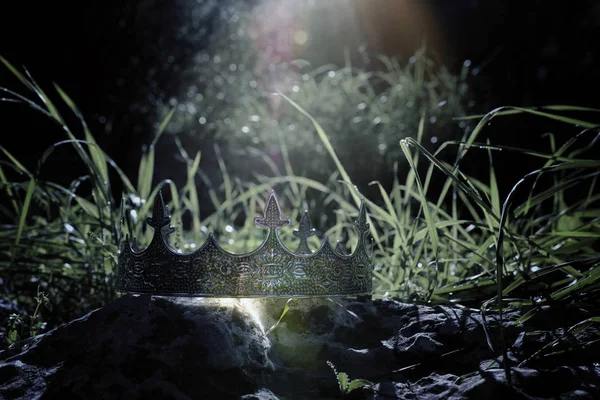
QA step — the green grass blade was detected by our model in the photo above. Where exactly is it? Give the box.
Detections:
[74,196,101,219]
[54,84,109,187]
[137,148,154,200]
[187,151,202,240]
[400,140,439,255]
[0,145,31,176]
[0,56,32,90]
[457,105,600,121]
[0,165,19,214]
[214,145,233,215]
[276,91,359,206]
[266,298,294,335]
[15,178,36,246]
[153,108,175,147]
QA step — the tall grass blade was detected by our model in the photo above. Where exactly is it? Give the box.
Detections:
[54,84,109,187]
[400,140,439,256]
[15,178,35,246]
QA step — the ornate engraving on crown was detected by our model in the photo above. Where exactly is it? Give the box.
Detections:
[116,191,373,297]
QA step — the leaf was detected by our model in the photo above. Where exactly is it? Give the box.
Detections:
[266,298,293,336]
[347,379,374,393]
[0,55,32,90]
[457,106,600,127]
[0,164,20,214]
[137,111,173,201]
[137,148,153,201]
[74,196,100,219]
[7,328,20,345]
[336,372,349,392]
[550,267,600,300]
[401,139,439,255]
[54,84,110,187]
[186,151,202,239]
[547,231,600,238]
[15,178,35,246]
[0,145,31,176]
[277,91,358,205]
[152,108,175,147]
[487,140,500,218]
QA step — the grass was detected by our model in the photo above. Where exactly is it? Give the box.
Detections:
[158,43,469,186]
[1,56,600,379]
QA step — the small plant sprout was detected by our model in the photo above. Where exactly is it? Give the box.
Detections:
[327,360,374,396]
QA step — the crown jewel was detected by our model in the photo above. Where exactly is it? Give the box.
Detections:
[117,191,373,297]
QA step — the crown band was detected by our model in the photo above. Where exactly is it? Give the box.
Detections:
[116,192,373,297]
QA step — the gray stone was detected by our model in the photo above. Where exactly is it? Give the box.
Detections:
[0,295,599,399]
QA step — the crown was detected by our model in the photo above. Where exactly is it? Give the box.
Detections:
[116,191,373,297]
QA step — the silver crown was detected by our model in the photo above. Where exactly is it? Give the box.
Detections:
[116,191,373,297]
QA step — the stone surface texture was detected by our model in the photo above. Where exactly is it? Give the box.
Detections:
[0,295,598,399]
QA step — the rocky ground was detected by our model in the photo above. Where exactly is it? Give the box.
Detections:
[0,294,598,399]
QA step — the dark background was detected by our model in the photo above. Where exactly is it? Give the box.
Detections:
[1,0,599,200]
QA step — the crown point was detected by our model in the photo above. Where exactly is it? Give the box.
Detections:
[255,191,290,230]
[294,210,315,254]
[146,191,172,229]
[354,199,369,233]
[293,211,316,238]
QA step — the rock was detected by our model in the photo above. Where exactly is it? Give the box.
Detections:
[1,295,271,399]
[0,295,599,399]
[240,388,280,399]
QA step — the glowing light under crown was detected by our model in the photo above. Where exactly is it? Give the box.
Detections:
[116,191,373,297]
